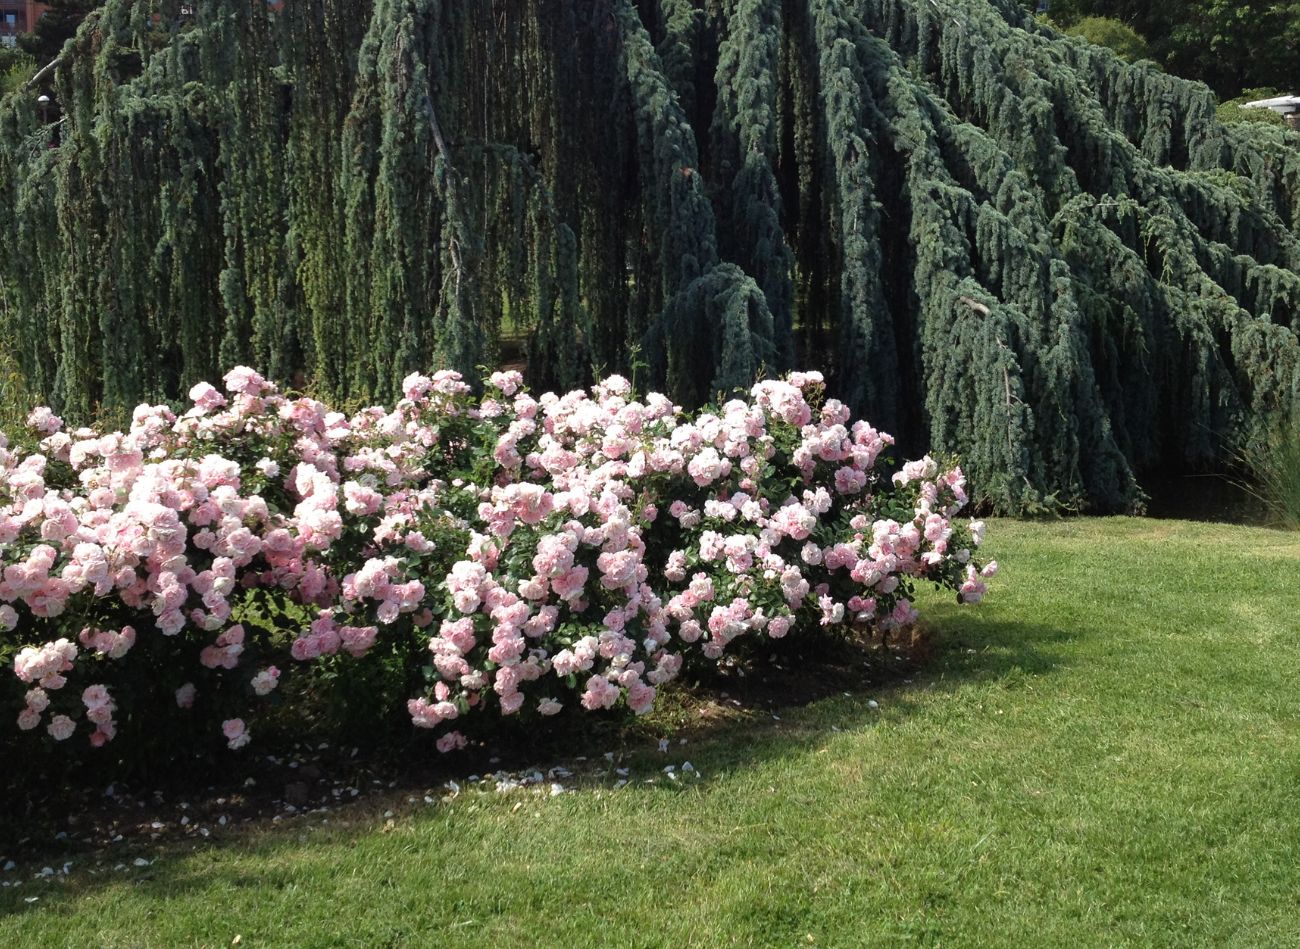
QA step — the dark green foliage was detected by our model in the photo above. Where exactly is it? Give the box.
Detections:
[0,0,1298,514]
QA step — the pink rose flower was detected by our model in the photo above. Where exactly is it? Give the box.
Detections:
[47,714,76,741]
[222,718,251,750]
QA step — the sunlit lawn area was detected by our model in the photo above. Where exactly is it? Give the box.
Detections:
[2,518,1298,947]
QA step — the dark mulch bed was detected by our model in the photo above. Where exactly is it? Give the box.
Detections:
[1,625,933,873]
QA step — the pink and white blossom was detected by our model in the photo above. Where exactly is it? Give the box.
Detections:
[1,368,990,757]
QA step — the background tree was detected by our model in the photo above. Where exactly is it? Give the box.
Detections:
[1166,1,1300,99]
[0,48,35,97]
[1064,16,1151,64]
[17,0,103,63]
[1032,0,1300,99]
[1216,88,1290,127]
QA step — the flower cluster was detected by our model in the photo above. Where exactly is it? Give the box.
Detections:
[1,367,994,759]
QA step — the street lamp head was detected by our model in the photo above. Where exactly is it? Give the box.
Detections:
[37,95,50,106]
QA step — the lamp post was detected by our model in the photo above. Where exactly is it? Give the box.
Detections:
[36,94,58,148]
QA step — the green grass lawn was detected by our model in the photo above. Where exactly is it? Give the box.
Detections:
[3,518,1299,947]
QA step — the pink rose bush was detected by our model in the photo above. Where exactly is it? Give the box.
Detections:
[1,366,994,763]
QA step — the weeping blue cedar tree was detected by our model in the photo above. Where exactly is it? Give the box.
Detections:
[0,0,1298,514]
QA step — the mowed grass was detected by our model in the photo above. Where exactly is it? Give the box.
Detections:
[3,518,1299,947]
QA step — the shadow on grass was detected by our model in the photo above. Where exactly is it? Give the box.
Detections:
[0,612,1074,915]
